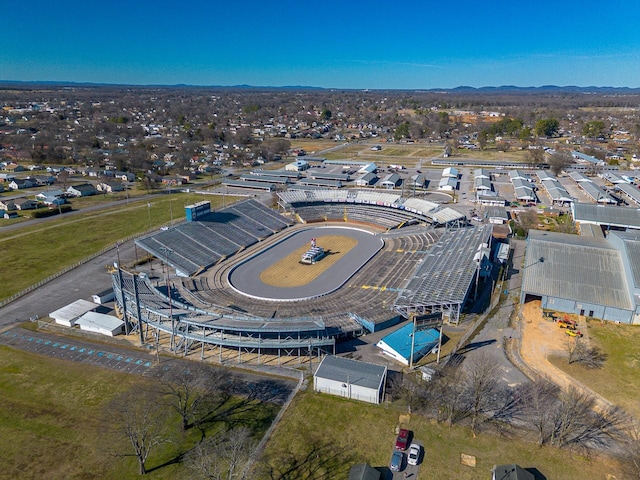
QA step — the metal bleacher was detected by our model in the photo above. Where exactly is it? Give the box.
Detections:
[135,199,292,276]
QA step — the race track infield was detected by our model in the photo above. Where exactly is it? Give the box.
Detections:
[228,226,383,301]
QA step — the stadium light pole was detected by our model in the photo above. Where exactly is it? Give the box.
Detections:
[159,246,175,351]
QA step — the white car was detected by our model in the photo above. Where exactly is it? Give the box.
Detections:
[407,443,421,466]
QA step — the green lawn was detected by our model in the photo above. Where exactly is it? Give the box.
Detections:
[0,344,278,480]
[550,320,640,419]
[0,193,239,301]
[262,389,625,480]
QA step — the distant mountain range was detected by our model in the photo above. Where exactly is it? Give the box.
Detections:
[1,80,639,94]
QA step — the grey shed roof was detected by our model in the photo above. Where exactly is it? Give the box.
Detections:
[616,183,640,206]
[492,464,534,480]
[579,182,615,203]
[314,355,386,391]
[522,230,632,310]
[610,231,640,292]
[348,464,381,480]
[573,203,640,229]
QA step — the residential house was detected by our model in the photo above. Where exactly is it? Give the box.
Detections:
[161,176,185,186]
[35,190,66,206]
[0,173,16,183]
[9,178,36,190]
[14,198,38,210]
[114,171,136,182]
[28,175,56,186]
[67,183,97,197]
[2,163,25,172]
[96,181,125,193]
[0,199,16,211]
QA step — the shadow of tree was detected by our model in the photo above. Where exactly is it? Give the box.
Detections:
[259,438,356,480]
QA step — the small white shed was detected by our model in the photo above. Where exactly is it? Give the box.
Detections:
[75,311,125,336]
[314,355,387,404]
[49,299,97,327]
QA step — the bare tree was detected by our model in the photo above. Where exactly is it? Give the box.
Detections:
[517,209,539,234]
[549,386,624,450]
[622,419,640,479]
[429,365,467,427]
[515,379,560,446]
[463,353,500,435]
[103,389,170,475]
[566,338,607,368]
[186,426,256,480]
[158,364,233,432]
[548,150,573,176]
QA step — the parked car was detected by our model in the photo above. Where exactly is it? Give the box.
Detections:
[395,428,410,450]
[390,450,404,472]
[407,443,421,466]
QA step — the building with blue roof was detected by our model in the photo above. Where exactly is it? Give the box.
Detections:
[376,323,441,366]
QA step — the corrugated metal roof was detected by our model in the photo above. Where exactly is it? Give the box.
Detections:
[314,355,386,390]
[573,203,640,228]
[522,230,632,310]
[610,231,640,290]
[616,183,640,205]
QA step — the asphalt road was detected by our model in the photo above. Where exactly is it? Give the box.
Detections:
[460,238,529,387]
[0,239,137,327]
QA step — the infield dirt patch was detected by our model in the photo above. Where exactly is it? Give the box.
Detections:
[260,235,357,287]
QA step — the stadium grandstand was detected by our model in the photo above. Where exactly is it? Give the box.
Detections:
[135,199,293,276]
[394,225,493,324]
[277,189,466,227]
[113,194,492,364]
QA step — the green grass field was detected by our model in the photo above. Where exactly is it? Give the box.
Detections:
[262,389,626,480]
[0,193,239,302]
[0,344,278,480]
[550,320,640,419]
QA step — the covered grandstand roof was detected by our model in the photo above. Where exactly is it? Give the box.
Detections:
[572,203,640,230]
[277,189,465,227]
[522,230,633,310]
[394,225,493,311]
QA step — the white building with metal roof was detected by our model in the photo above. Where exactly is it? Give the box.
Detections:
[313,355,387,404]
[49,299,97,327]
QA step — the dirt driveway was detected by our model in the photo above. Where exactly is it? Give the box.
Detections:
[520,300,612,408]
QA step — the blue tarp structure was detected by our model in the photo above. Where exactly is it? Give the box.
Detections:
[376,323,440,365]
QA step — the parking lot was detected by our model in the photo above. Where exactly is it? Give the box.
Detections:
[387,428,423,479]
[0,328,156,375]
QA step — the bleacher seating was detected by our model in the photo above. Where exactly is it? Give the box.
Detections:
[136,199,292,276]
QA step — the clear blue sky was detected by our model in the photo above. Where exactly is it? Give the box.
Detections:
[3,0,640,89]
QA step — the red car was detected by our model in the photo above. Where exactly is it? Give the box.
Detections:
[395,428,410,450]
